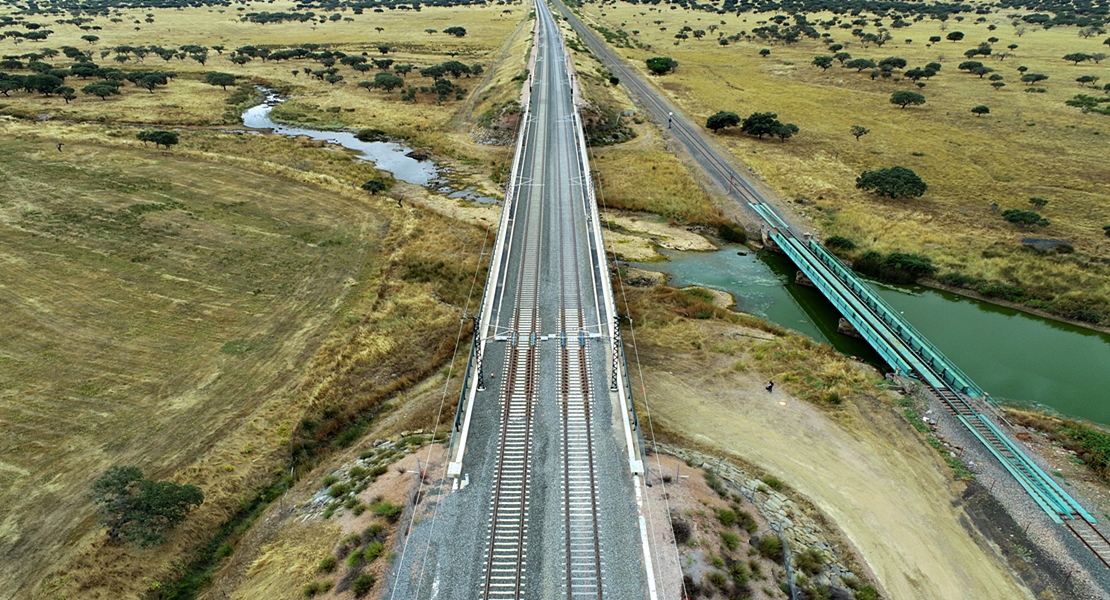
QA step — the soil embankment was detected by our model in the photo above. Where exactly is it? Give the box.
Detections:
[633,318,1036,600]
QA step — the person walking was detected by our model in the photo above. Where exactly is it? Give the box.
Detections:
[766,381,774,393]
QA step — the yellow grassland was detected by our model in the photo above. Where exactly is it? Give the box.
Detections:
[574,2,1110,318]
[0,1,527,143]
[0,116,489,598]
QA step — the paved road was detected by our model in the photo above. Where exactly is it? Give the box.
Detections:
[386,2,650,598]
[550,0,811,235]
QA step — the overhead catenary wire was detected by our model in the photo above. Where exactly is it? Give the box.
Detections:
[390,221,493,600]
[584,119,690,600]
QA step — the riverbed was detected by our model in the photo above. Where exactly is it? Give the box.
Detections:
[636,246,1110,425]
[241,90,437,186]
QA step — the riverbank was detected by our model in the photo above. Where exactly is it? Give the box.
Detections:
[921,278,1110,337]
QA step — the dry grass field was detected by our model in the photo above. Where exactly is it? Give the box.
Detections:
[0,79,493,600]
[0,1,527,149]
[573,1,1110,324]
[0,3,527,595]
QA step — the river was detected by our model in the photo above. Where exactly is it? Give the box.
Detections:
[241,89,437,186]
[239,94,1110,425]
[636,246,1110,426]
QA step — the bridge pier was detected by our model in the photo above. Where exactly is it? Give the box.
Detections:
[760,226,782,253]
[837,317,863,339]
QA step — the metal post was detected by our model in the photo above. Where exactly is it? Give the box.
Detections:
[611,315,620,391]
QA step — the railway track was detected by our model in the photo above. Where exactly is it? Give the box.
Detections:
[553,0,1110,583]
[558,123,605,598]
[480,139,544,598]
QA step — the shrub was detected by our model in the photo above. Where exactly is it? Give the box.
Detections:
[352,573,376,597]
[322,475,339,487]
[318,555,338,573]
[795,548,825,575]
[717,508,737,527]
[328,483,352,498]
[346,550,363,568]
[938,272,982,288]
[757,536,784,562]
[349,466,368,480]
[825,235,856,250]
[366,522,385,539]
[979,283,1025,301]
[361,180,387,194]
[704,471,729,497]
[718,222,747,243]
[1002,209,1049,227]
[762,476,785,491]
[730,561,751,583]
[1103,224,1110,238]
[371,500,402,522]
[721,531,741,551]
[853,250,936,284]
[884,253,937,278]
[364,541,385,563]
[706,571,728,589]
[856,585,881,600]
[736,510,758,533]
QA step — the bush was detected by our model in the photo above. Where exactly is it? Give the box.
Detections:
[721,531,741,551]
[371,500,402,522]
[884,253,938,278]
[361,180,387,194]
[328,483,352,498]
[938,272,982,288]
[718,222,747,243]
[1001,209,1049,228]
[856,585,881,600]
[825,235,856,250]
[735,510,758,533]
[363,541,385,563]
[318,555,338,573]
[795,548,825,575]
[762,476,785,491]
[352,573,376,597]
[706,571,728,589]
[717,508,737,527]
[322,474,338,487]
[853,250,936,284]
[757,536,784,562]
[979,283,1025,301]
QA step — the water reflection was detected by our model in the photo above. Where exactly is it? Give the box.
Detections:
[241,90,438,186]
[635,245,1110,425]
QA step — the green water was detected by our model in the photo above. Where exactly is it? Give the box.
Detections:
[635,246,1110,425]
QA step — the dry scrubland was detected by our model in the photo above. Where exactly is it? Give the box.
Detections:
[0,2,530,595]
[0,122,491,599]
[620,285,1037,599]
[575,1,1110,323]
[0,0,529,156]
